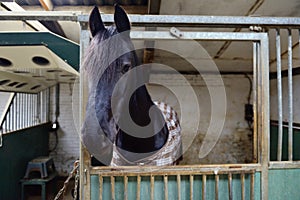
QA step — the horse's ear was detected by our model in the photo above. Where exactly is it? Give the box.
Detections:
[89,6,105,37]
[114,4,131,33]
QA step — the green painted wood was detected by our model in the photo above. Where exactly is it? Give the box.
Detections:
[91,172,262,200]
[269,169,300,200]
[0,32,79,71]
[270,125,300,161]
[0,123,51,200]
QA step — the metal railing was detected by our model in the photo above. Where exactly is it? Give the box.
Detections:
[0,89,50,147]
[90,165,256,200]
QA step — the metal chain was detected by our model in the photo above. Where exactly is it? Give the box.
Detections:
[73,161,80,200]
[54,160,80,200]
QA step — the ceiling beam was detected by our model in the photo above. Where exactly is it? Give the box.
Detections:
[148,0,161,14]
[38,0,54,11]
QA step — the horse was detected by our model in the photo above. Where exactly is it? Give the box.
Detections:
[81,4,182,166]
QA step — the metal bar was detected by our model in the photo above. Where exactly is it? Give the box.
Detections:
[269,161,300,168]
[137,175,141,200]
[37,92,41,123]
[241,173,245,200]
[78,14,300,28]
[276,29,283,161]
[0,93,16,131]
[27,94,29,127]
[99,176,103,200]
[17,93,20,129]
[253,42,259,163]
[124,176,128,200]
[190,175,194,200]
[228,173,233,200]
[90,164,259,176]
[150,175,155,200]
[164,175,168,200]
[79,21,91,200]
[215,175,219,200]
[287,29,293,161]
[250,173,255,200]
[11,98,14,131]
[30,94,33,126]
[202,175,206,200]
[177,174,181,200]
[130,31,266,41]
[111,176,115,200]
[1,12,300,28]
[259,32,270,200]
[0,11,79,21]
[20,93,23,129]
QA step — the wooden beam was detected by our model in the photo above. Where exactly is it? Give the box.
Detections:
[38,0,53,11]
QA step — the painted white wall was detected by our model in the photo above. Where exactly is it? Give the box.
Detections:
[49,83,80,175]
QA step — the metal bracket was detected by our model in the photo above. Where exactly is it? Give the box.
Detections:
[249,25,263,32]
[170,27,183,38]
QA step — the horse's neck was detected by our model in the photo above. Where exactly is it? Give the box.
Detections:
[115,85,169,156]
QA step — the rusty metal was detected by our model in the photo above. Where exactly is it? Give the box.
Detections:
[202,175,207,200]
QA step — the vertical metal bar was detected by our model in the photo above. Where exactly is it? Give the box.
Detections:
[124,176,128,200]
[241,173,245,200]
[228,173,232,200]
[11,100,14,131]
[111,176,115,200]
[79,20,91,200]
[202,175,206,200]
[260,33,270,200]
[276,29,283,161]
[99,176,103,200]
[137,175,141,200]
[9,104,12,131]
[215,175,219,200]
[30,94,33,126]
[17,93,20,129]
[190,175,193,200]
[164,175,168,200]
[19,94,24,128]
[47,88,51,122]
[287,28,293,161]
[37,92,41,123]
[150,175,155,200]
[250,173,255,200]
[27,94,29,127]
[177,174,181,200]
[253,42,258,163]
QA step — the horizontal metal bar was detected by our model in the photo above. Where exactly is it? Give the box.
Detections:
[80,14,300,28]
[269,161,300,169]
[1,12,300,28]
[130,31,267,41]
[90,164,259,176]
[0,11,79,21]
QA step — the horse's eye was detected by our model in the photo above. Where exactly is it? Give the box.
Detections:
[122,64,131,74]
